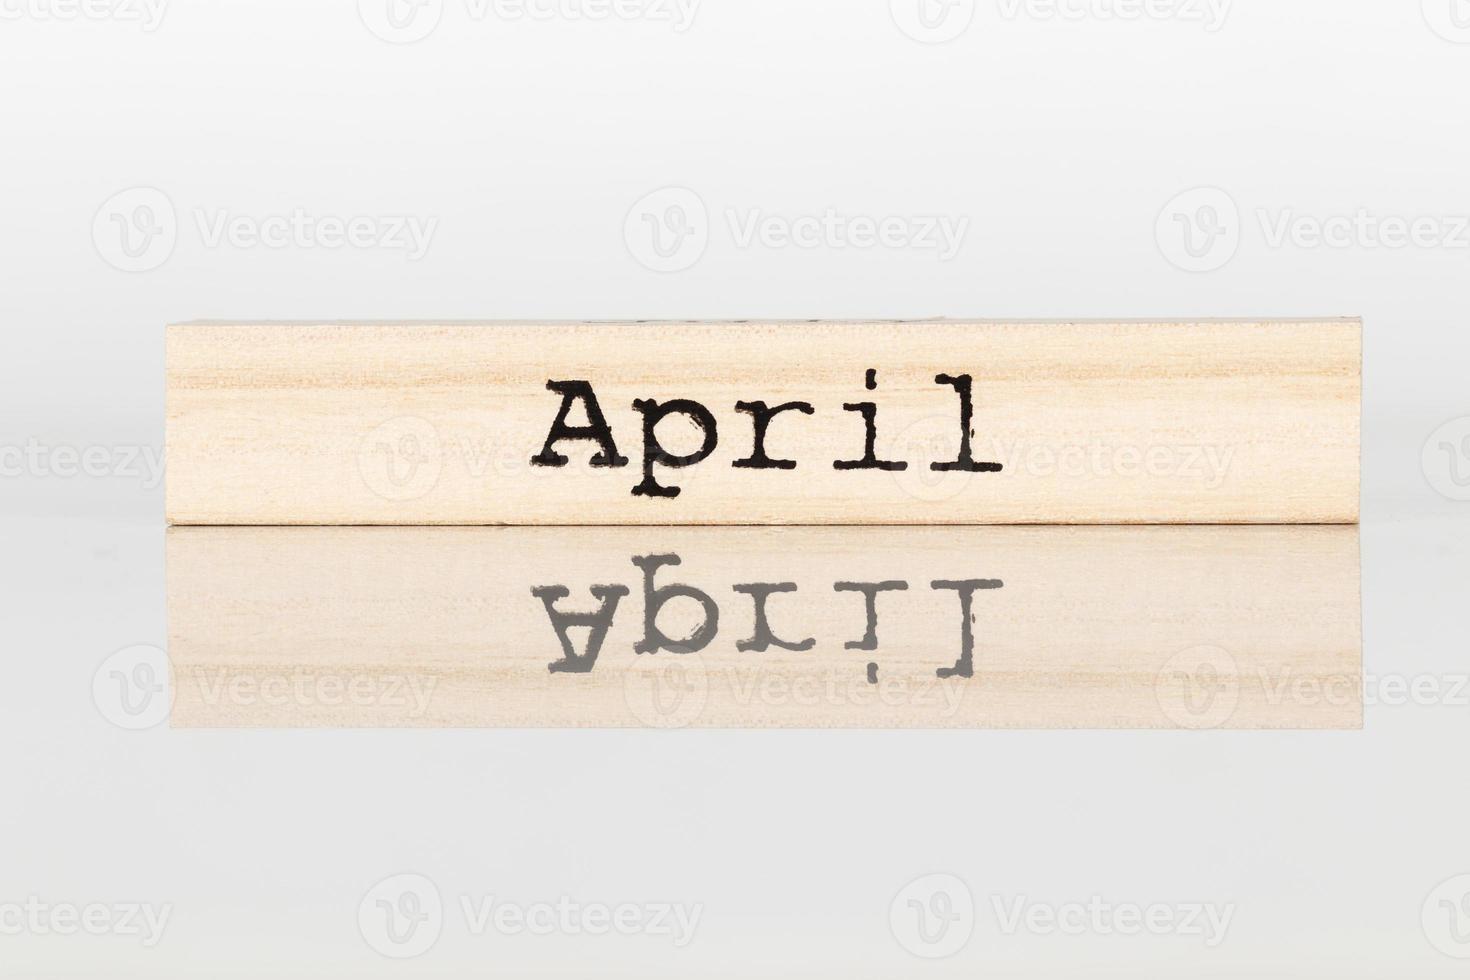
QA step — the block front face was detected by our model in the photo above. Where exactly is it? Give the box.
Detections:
[165,320,1361,525]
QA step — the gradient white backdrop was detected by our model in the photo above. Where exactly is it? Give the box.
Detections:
[2,0,1468,976]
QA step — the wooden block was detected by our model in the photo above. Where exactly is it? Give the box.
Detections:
[166,525,1362,729]
[165,319,1361,525]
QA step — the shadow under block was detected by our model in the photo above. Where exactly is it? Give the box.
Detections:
[165,525,1362,729]
[164,320,1361,525]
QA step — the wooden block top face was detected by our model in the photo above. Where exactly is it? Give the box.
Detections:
[165,320,1361,525]
[166,525,1362,730]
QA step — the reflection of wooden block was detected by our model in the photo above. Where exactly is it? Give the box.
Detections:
[166,525,1362,729]
[165,320,1360,525]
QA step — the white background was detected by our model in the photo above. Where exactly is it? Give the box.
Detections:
[2,0,1469,975]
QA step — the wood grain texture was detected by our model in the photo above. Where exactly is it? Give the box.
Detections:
[165,319,1361,525]
[166,525,1361,729]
